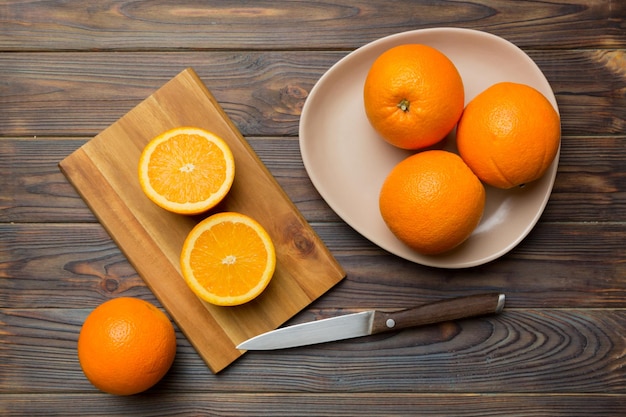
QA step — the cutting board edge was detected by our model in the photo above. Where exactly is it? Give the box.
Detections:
[59,150,242,374]
[57,67,347,373]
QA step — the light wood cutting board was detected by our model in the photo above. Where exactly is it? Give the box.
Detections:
[59,68,346,373]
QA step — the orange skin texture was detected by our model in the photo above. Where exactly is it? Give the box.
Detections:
[364,44,465,150]
[456,82,561,189]
[77,297,177,396]
[379,150,485,255]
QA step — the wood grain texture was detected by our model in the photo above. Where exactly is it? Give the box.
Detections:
[2,393,623,416]
[1,308,624,394]
[0,0,624,51]
[2,222,625,310]
[2,133,626,225]
[2,0,625,414]
[1,50,624,137]
[57,69,345,372]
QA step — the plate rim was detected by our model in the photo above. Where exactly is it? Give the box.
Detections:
[299,27,560,268]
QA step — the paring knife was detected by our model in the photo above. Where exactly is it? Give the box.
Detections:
[237,293,505,350]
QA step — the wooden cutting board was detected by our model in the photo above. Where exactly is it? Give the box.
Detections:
[59,68,346,373]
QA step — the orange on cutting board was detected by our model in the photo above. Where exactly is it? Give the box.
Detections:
[456,82,561,189]
[138,126,235,215]
[379,150,485,255]
[77,297,177,396]
[363,44,465,150]
[180,212,276,306]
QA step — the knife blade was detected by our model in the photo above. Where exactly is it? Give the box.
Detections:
[237,293,505,350]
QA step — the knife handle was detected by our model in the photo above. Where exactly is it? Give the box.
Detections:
[370,293,505,335]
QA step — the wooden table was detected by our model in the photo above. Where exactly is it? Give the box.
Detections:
[2,1,625,415]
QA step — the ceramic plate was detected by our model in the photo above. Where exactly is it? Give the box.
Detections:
[299,28,560,268]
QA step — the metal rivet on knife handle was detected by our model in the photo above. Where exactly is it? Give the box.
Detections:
[370,293,505,335]
[237,293,505,350]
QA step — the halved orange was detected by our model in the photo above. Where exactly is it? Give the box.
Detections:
[138,127,235,215]
[180,212,276,306]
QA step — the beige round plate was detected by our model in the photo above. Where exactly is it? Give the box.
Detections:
[299,28,560,268]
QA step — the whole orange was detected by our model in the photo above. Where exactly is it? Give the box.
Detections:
[456,82,560,189]
[363,44,464,150]
[379,150,485,255]
[77,297,177,396]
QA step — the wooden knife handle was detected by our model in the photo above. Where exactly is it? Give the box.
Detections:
[370,293,505,335]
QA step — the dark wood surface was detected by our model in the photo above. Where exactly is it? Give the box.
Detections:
[1,1,625,415]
